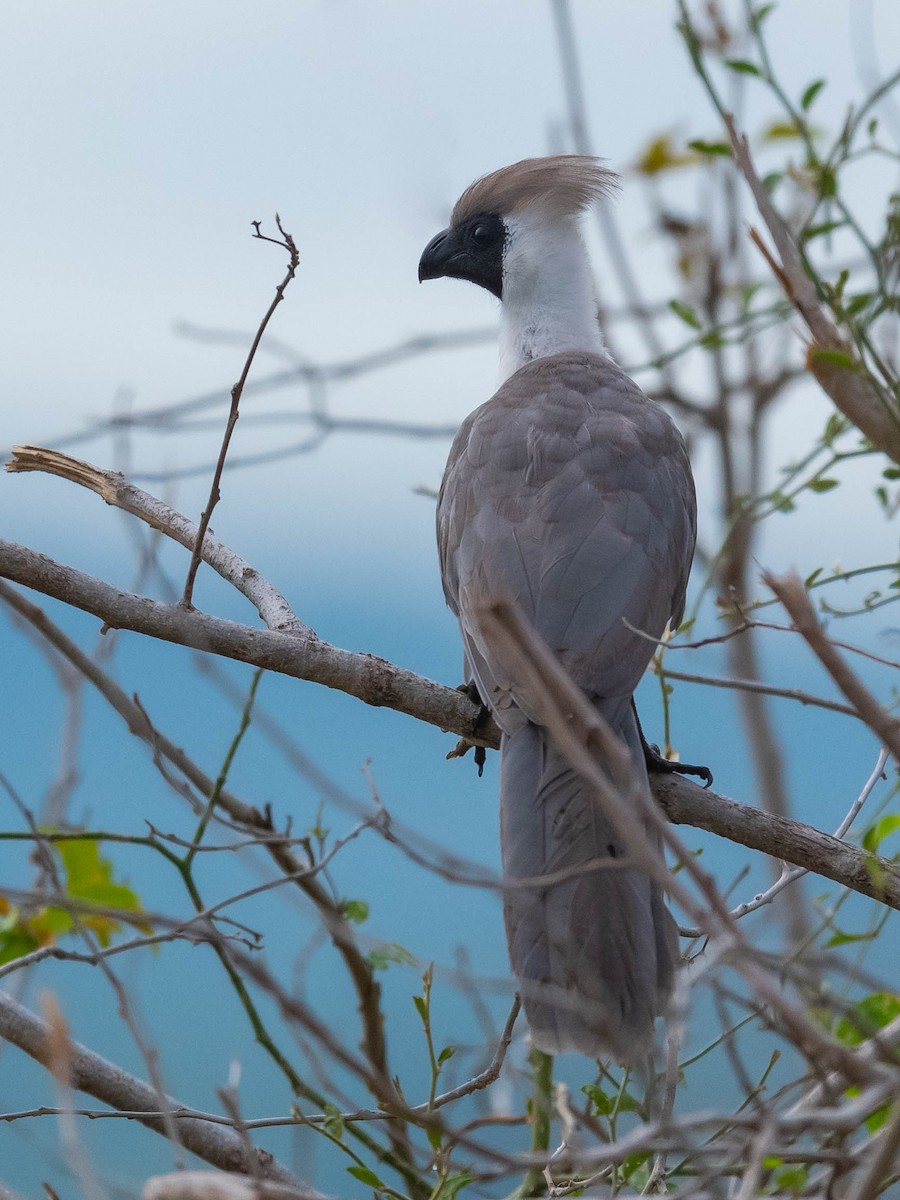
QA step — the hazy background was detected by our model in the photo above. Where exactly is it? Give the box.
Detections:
[2,1,899,1194]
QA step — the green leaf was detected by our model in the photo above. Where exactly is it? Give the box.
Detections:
[836,993,900,1045]
[635,133,698,175]
[366,941,416,971]
[774,1165,809,1193]
[323,1102,344,1140]
[825,928,876,949]
[807,477,839,493]
[802,219,847,241]
[54,837,146,947]
[0,926,39,967]
[862,814,900,855]
[581,1083,612,1116]
[804,567,824,587]
[438,1045,455,1065]
[346,1165,384,1189]
[844,292,872,316]
[770,491,795,513]
[426,1123,443,1150]
[801,79,825,110]
[413,994,428,1022]
[699,330,727,349]
[439,1172,472,1200]
[882,467,900,480]
[687,139,731,157]
[762,170,783,193]
[762,119,805,142]
[341,899,369,924]
[725,58,761,76]
[823,413,847,443]
[669,299,701,329]
[751,3,775,26]
[808,347,858,371]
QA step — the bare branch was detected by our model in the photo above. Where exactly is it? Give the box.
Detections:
[3,545,899,913]
[724,114,900,464]
[7,445,308,636]
[182,218,300,608]
[764,571,900,761]
[0,990,301,1184]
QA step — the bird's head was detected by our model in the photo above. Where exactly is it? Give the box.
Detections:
[418,155,617,301]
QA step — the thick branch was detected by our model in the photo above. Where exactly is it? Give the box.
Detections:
[0,537,485,744]
[0,989,301,1184]
[653,774,900,910]
[724,115,900,464]
[2,540,898,912]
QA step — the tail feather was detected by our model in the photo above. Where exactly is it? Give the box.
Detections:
[499,698,677,1059]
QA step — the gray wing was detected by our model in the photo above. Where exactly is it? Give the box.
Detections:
[437,351,696,730]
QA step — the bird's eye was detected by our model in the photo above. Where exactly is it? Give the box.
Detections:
[471,224,490,245]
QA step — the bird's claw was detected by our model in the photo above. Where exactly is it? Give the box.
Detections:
[643,740,713,789]
[448,682,491,777]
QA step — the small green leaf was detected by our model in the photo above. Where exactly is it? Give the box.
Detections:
[0,926,39,967]
[803,219,847,241]
[438,1045,455,1065]
[804,567,824,587]
[751,2,775,26]
[825,928,876,948]
[687,139,731,157]
[844,292,872,315]
[341,899,369,924]
[426,1123,443,1150]
[762,170,783,193]
[862,814,900,855]
[774,1165,809,1193]
[762,119,805,142]
[882,467,900,480]
[669,299,701,329]
[581,1083,612,1115]
[807,477,839,493]
[770,491,795,513]
[366,941,416,971]
[440,1172,472,1200]
[346,1165,384,1189]
[725,58,761,76]
[323,1102,344,1140]
[823,413,847,443]
[413,994,428,1022]
[836,993,900,1045]
[635,133,698,175]
[808,347,858,371]
[699,330,727,349]
[801,80,825,110]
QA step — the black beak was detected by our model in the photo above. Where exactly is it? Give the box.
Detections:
[418,227,455,283]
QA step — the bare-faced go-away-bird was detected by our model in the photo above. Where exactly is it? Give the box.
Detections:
[418,156,699,1060]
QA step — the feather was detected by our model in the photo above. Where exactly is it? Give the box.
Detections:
[451,155,619,226]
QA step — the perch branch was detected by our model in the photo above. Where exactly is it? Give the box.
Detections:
[2,542,898,912]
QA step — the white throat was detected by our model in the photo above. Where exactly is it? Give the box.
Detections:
[497,213,606,384]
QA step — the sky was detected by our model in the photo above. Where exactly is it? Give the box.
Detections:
[1,1,899,1195]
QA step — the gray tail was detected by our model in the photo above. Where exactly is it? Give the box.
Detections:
[499,698,677,1059]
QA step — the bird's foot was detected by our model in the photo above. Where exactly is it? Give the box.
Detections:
[447,682,491,777]
[643,738,713,789]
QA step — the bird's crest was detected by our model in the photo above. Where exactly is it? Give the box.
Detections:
[451,156,618,226]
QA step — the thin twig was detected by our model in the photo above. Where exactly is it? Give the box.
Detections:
[181,217,300,608]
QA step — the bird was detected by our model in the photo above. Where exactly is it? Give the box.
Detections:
[418,156,697,1060]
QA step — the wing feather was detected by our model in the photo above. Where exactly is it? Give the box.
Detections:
[437,350,695,729]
